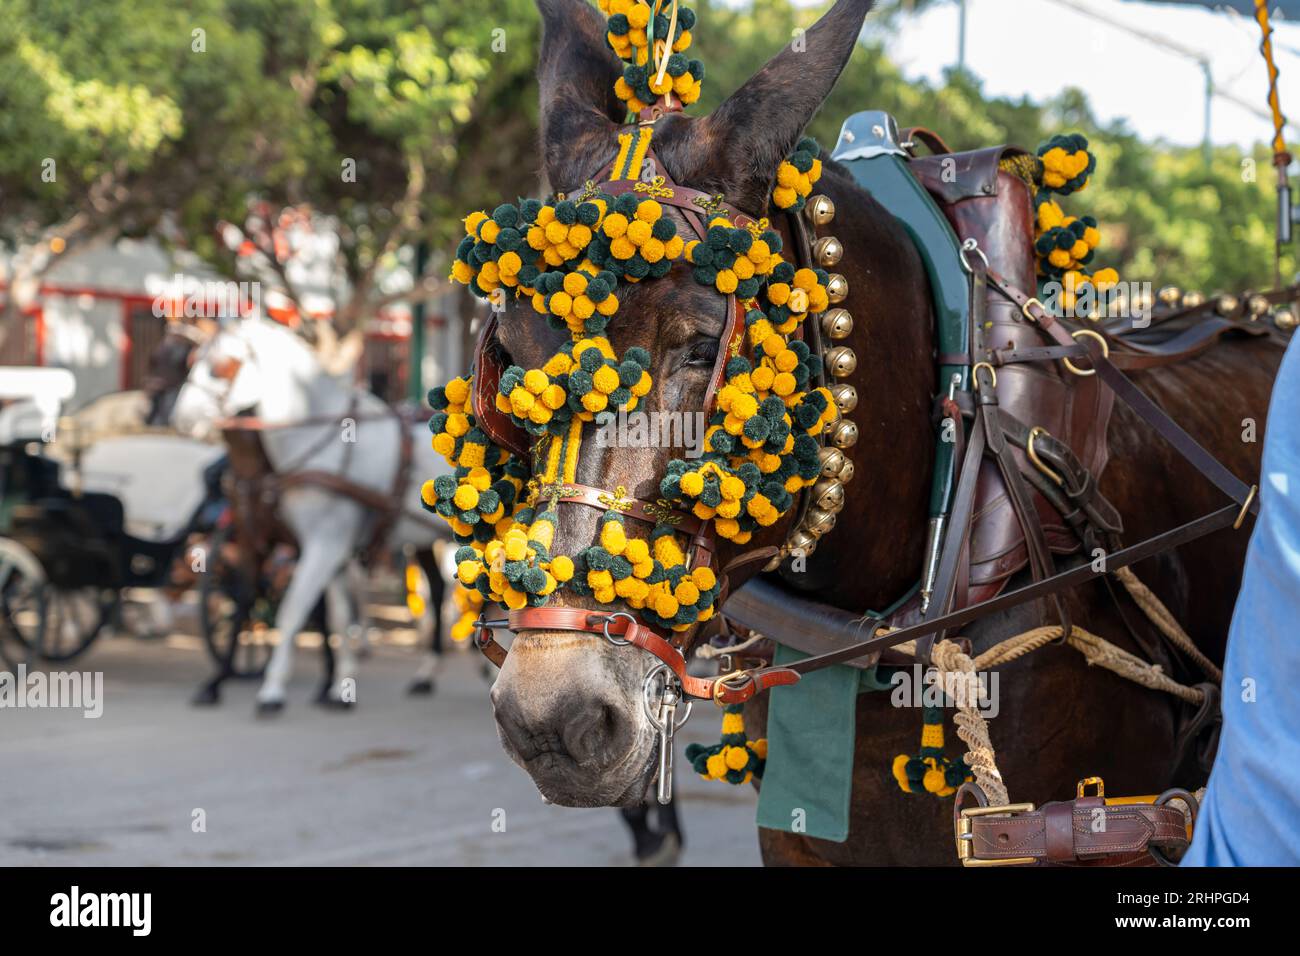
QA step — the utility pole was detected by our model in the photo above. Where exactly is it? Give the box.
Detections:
[957,0,968,73]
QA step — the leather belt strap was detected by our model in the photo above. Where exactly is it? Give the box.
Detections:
[955,782,1193,866]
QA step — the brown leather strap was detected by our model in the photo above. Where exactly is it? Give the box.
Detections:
[900,126,953,156]
[956,783,1192,866]
[499,606,801,704]
[472,314,531,458]
[728,503,1242,694]
[986,269,1260,513]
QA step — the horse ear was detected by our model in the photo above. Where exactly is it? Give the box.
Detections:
[536,0,625,191]
[670,0,875,214]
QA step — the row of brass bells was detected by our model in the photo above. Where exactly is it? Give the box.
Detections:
[820,307,853,340]
[788,193,849,556]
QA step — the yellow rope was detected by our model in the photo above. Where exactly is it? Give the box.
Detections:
[1256,0,1288,157]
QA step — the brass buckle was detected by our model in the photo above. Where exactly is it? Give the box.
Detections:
[1020,296,1045,322]
[956,803,1037,866]
[1026,426,1064,486]
[1077,776,1105,799]
[1063,329,1109,377]
[971,361,997,391]
[711,669,751,707]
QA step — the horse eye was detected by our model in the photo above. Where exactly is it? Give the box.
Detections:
[684,339,719,368]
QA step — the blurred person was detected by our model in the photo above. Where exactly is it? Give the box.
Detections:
[1182,334,1300,866]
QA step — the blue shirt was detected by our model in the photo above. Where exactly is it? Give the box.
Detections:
[1182,333,1300,866]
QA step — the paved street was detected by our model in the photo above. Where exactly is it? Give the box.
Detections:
[0,601,762,867]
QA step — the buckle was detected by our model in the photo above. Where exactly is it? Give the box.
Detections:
[955,802,1037,867]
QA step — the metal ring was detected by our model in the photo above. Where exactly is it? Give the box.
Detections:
[711,669,751,707]
[1149,787,1199,867]
[599,611,636,647]
[971,362,997,391]
[958,238,989,274]
[1063,329,1109,377]
[1026,426,1064,486]
[1233,484,1258,530]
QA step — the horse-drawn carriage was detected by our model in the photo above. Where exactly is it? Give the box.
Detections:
[0,369,235,662]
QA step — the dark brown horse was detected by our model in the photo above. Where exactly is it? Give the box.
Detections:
[488,0,1282,864]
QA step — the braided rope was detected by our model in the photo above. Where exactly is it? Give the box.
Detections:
[872,591,1210,803]
[1113,566,1223,682]
[930,640,1009,805]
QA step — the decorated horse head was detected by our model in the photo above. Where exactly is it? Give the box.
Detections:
[425,0,927,807]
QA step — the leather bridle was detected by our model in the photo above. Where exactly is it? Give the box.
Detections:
[471,127,815,706]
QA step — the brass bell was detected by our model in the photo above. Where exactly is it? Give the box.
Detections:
[1182,290,1206,309]
[812,479,845,514]
[818,446,846,477]
[828,419,859,449]
[1248,294,1271,318]
[814,236,844,268]
[1214,293,1239,316]
[826,273,849,304]
[1275,307,1297,331]
[803,507,837,538]
[820,308,853,340]
[830,383,857,414]
[788,530,818,558]
[1157,285,1182,306]
[825,346,857,378]
[835,457,855,483]
[805,194,836,227]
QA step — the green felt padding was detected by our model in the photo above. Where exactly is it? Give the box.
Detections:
[755,643,863,843]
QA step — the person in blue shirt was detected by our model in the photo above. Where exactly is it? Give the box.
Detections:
[1183,333,1300,866]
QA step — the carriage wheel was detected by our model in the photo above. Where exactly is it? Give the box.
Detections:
[0,540,113,662]
[198,527,274,679]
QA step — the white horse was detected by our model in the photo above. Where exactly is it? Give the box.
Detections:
[173,318,450,712]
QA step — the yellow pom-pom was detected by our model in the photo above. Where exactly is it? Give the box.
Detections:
[550,555,575,582]
[724,745,749,771]
[892,754,912,792]
[680,471,705,497]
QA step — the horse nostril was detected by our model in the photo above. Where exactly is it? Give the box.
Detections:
[563,701,625,766]
[492,692,538,761]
